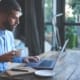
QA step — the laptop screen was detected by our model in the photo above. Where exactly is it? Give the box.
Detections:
[60,39,69,53]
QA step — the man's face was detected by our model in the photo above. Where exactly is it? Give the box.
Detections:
[4,10,22,31]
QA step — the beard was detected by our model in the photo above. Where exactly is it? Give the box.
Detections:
[3,21,17,31]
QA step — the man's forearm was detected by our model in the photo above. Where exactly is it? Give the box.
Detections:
[0,53,13,62]
[0,55,9,62]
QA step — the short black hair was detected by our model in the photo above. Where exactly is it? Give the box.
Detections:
[0,0,21,12]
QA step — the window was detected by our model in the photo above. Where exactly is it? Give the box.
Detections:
[44,0,53,43]
[65,0,80,48]
[44,0,57,51]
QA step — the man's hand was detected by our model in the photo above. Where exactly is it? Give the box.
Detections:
[23,56,40,63]
[0,50,21,62]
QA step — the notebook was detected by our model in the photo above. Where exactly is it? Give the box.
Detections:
[26,39,69,70]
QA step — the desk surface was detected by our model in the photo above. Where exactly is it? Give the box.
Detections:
[0,49,80,80]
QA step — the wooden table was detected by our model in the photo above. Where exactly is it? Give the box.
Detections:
[0,49,80,80]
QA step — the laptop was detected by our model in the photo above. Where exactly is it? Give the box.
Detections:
[26,39,69,70]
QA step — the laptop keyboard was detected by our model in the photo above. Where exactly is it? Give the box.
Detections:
[38,60,54,67]
[26,59,55,70]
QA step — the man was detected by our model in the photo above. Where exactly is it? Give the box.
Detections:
[0,0,39,72]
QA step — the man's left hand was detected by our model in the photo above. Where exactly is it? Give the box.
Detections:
[23,56,40,63]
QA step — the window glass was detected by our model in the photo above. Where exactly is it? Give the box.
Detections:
[44,24,53,44]
[44,0,53,22]
[65,0,80,23]
[65,26,80,48]
[44,0,53,51]
[65,0,80,49]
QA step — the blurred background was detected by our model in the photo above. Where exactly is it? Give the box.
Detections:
[13,0,80,56]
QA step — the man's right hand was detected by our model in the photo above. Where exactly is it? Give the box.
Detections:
[0,51,20,62]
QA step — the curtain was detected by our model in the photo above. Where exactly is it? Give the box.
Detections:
[16,0,44,56]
